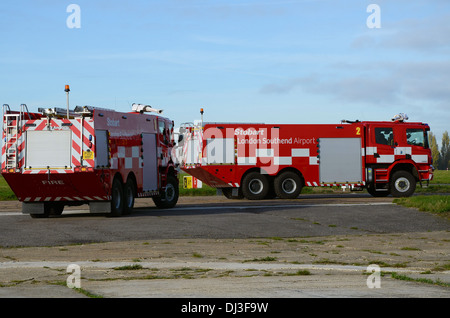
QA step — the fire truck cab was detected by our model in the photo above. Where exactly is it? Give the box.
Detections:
[1,102,179,218]
[179,113,433,199]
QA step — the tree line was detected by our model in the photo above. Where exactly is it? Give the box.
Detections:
[429,131,449,170]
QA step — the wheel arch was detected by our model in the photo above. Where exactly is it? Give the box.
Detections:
[276,167,305,184]
[389,162,419,181]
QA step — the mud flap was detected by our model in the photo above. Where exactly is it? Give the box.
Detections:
[89,201,111,213]
[22,202,45,215]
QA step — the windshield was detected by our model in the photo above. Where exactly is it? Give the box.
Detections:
[406,129,428,148]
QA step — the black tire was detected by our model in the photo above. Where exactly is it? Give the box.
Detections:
[366,184,390,197]
[390,171,416,197]
[241,172,269,200]
[152,175,179,209]
[30,211,50,219]
[274,171,303,199]
[110,178,124,217]
[123,178,136,215]
[30,203,64,218]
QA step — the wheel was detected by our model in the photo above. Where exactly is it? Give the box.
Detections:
[30,211,50,219]
[110,178,124,217]
[46,203,64,216]
[30,203,64,218]
[274,171,303,199]
[241,172,269,200]
[152,175,179,209]
[366,184,390,197]
[123,178,136,215]
[390,171,416,197]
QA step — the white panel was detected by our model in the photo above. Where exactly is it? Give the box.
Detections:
[319,138,362,183]
[274,157,292,165]
[256,148,274,157]
[117,147,126,158]
[309,157,318,165]
[292,149,309,157]
[142,134,158,191]
[412,155,428,163]
[125,157,133,169]
[132,146,140,157]
[26,130,72,168]
[366,147,377,156]
[185,138,201,164]
[206,138,234,164]
[394,147,412,155]
[377,155,395,163]
[95,130,109,167]
[237,157,256,165]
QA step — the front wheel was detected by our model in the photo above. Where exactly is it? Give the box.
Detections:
[153,176,179,209]
[390,171,416,197]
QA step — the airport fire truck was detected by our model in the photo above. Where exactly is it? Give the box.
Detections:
[1,98,179,218]
[179,113,434,200]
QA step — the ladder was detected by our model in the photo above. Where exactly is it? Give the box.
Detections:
[2,104,31,169]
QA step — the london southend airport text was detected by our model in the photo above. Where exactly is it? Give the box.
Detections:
[181,302,269,315]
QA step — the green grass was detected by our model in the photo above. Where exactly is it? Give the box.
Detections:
[430,170,450,184]
[393,195,450,214]
[0,176,16,200]
[391,272,450,288]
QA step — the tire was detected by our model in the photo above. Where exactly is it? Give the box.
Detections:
[30,203,64,218]
[241,172,269,200]
[123,178,136,215]
[274,171,303,199]
[390,171,416,197]
[30,211,50,219]
[110,178,124,217]
[152,175,179,209]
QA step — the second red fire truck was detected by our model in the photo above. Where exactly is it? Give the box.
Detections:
[179,113,434,200]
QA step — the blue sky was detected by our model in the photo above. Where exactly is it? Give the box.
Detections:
[1,0,449,143]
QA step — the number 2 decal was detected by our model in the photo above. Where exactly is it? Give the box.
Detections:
[356,127,361,135]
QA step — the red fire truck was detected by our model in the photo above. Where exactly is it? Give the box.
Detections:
[1,101,179,218]
[179,113,434,200]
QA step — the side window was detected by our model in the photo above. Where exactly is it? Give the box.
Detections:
[375,127,394,146]
[168,122,174,144]
[407,129,427,148]
[158,121,166,144]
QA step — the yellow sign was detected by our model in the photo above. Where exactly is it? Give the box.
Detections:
[183,176,193,189]
[83,150,94,160]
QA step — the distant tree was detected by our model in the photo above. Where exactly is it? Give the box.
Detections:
[439,131,450,170]
[429,132,440,168]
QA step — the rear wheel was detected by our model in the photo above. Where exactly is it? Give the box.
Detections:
[30,203,64,218]
[274,171,303,199]
[123,178,136,215]
[390,171,416,197]
[241,172,269,200]
[153,175,179,209]
[110,178,124,217]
